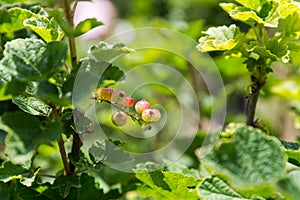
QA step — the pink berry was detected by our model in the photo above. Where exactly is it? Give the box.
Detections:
[111,112,127,126]
[124,97,134,107]
[150,108,161,121]
[113,90,126,104]
[97,87,114,101]
[135,100,151,114]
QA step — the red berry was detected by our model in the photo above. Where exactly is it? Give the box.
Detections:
[124,97,134,107]
[97,87,114,101]
[111,112,127,126]
[135,100,151,114]
[113,90,126,104]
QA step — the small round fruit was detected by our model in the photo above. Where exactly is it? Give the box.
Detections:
[150,108,161,121]
[113,90,126,104]
[135,100,151,114]
[97,87,114,101]
[124,97,134,107]
[111,112,127,126]
[141,109,153,122]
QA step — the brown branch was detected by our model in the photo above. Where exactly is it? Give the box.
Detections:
[246,74,266,126]
[52,105,71,176]
[63,0,82,175]
[63,0,77,68]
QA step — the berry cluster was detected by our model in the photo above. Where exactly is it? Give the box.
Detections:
[96,87,161,129]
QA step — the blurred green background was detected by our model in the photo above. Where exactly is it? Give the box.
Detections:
[1,0,300,193]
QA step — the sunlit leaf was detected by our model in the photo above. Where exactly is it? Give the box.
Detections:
[235,0,262,11]
[135,162,201,200]
[88,42,135,62]
[12,95,52,116]
[197,24,243,52]
[24,16,64,42]
[74,18,103,37]
[198,176,264,200]
[0,38,67,82]
[0,161,40,187]
[0,7,37,33]
[0,81,12,101]
[199,126,286,195]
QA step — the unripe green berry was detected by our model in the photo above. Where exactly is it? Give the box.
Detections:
[111,112,127,126]
[97,87,114,101]
[135,100,151,114]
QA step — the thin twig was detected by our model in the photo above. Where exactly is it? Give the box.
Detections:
[38,173,58,179]
[63,0,77,68]
[52,105,71,176]
[63,0,81,175]
[94,98,144,125]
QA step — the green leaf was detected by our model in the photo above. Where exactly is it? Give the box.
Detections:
[220,3,264,26]
[0,7,37,33]
[278,170,300,200]
[74,18,103,37]
[281,140,300,167]
[12,95,52,116]
[36,81,60,104]
[221,1,300,28]
[0,38,67,82]
[0,161,40,187]
[88,41,135,62]
[200,126,286,193]
[0,81,12,101]
[271,79,300,101]
[89,139,133,164]
[266,38,290,63]
[16,182,56,200]
[98,64,125,86]
[278,12,300,37]
[197,24,243,52]
[46,9,73,37]
[2,111,62,152]
[235,0,262,11]
[67,173,105,200]
[135,162,201,200]
[199,176,254,200]
[24,16,64,42]
[52,175,80,198]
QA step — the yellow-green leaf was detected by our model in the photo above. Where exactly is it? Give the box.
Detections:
[0,7,37,33]
[197,24,243,52]
[24,17,64,42]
